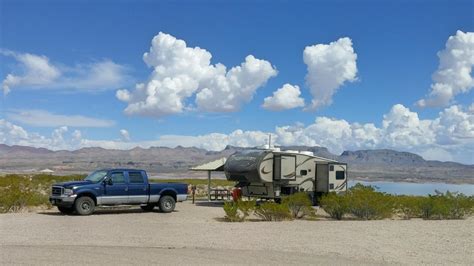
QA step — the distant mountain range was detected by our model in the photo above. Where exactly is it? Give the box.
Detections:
[0,144,472,184]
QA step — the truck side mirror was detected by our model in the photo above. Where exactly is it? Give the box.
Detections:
[106,178,113,186]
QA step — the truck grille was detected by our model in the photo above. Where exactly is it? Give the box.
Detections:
[52,186,63,196]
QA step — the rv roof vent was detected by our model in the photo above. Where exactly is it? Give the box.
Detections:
[284,150,300,154]
[300,151,314,156]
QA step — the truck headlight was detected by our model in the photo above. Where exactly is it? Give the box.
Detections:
[63,188,74,196]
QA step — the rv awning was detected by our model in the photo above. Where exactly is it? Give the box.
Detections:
[190,157,226,172]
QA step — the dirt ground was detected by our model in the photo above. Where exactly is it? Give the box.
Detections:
[0,201,473,265]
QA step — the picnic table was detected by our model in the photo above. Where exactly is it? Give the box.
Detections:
[209,188,231,201]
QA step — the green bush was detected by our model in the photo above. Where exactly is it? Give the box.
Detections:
[320,188,474,221]
[0,174,84,213]
[222,200,256,222]
[254,201,292,221]
[237,199,256,218]
[395,195,423,219]
[420,191,474,220]
[223,201,243,222]
[346,184,394,220]
[444,192,474,219]
[320,192,349,220]
[0,178,50,213]
[282,192,314,219]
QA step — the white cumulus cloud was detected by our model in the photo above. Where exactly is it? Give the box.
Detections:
[417,30,474,108]
[6,109,115,128]
[1,50,130,95]
[1,104,473,164]
[303,37,358,110]
[119,129,130,141]
[1,50,61,95]
[117,32,277,117]
[0,120,81,150]
[274,104,473,163]
[262,83,305,111]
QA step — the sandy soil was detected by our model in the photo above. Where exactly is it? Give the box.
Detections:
[0,201,473,265]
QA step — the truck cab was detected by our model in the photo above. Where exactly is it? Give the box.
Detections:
[49,169,188,215]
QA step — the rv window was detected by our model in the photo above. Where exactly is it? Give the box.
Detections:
[336,171,345,180]
[300,170,307,176]
[329,165,334,171]
[329,184,334,189]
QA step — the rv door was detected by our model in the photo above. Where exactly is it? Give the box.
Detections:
[328,163,347,192]
[315,163,328,193]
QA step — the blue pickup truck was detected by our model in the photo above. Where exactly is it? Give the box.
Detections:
[49,169,188,215]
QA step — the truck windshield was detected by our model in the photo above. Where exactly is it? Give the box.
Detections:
[84,170,108,183]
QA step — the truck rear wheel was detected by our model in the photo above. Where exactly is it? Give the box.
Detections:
[74,196,95,215]
[57,206,74,214]
[140,204,155,211]
[158,195,175,213]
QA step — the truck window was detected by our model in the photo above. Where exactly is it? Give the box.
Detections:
[128,172,144,183]
[111,172,126,183]
[336,171,345,180]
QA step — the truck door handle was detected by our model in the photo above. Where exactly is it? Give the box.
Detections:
[125,188,128,192]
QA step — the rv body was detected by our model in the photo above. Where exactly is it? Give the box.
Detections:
[224,149,347,201]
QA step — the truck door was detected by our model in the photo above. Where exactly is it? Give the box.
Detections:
[103,171,128,204]
[328,163,347,192]
[127,171,149,204]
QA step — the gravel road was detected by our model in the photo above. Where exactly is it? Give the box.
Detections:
[1,201,472,265]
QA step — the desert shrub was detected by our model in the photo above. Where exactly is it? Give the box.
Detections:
[420,191,474,220]
[395,195,423,219]
[419,196,436,219]
[254,201,292,221]
[223,200,256,222]
[0,174,83,213]
[223,201,243,222]
[320,192,349,220]
[347,184,394,220]
[442,191,474,219]
[237,199,256,218]
[282,192,314,219]
[0,179,49,213]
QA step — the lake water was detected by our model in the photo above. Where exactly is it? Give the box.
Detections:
[349,180,474,196]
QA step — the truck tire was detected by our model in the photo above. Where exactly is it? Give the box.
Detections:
[57,206,74,214]
[140,204,155,212]
[158,195,175,213]
[74,196,95,215]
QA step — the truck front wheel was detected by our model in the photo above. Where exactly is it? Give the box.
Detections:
[158,195,175,213]
[74,196,95,215]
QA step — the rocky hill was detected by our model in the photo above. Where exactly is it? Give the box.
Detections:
[337,149,472,183]
[0,144,472,184]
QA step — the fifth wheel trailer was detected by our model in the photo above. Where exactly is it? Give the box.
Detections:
[224,148,347,203]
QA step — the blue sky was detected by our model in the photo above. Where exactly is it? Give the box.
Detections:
[1,0,473,163]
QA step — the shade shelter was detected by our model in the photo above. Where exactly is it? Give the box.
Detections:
[39,168,54,175]
[190,158,226,201]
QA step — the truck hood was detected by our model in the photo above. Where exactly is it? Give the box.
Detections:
[54,180,94,188]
